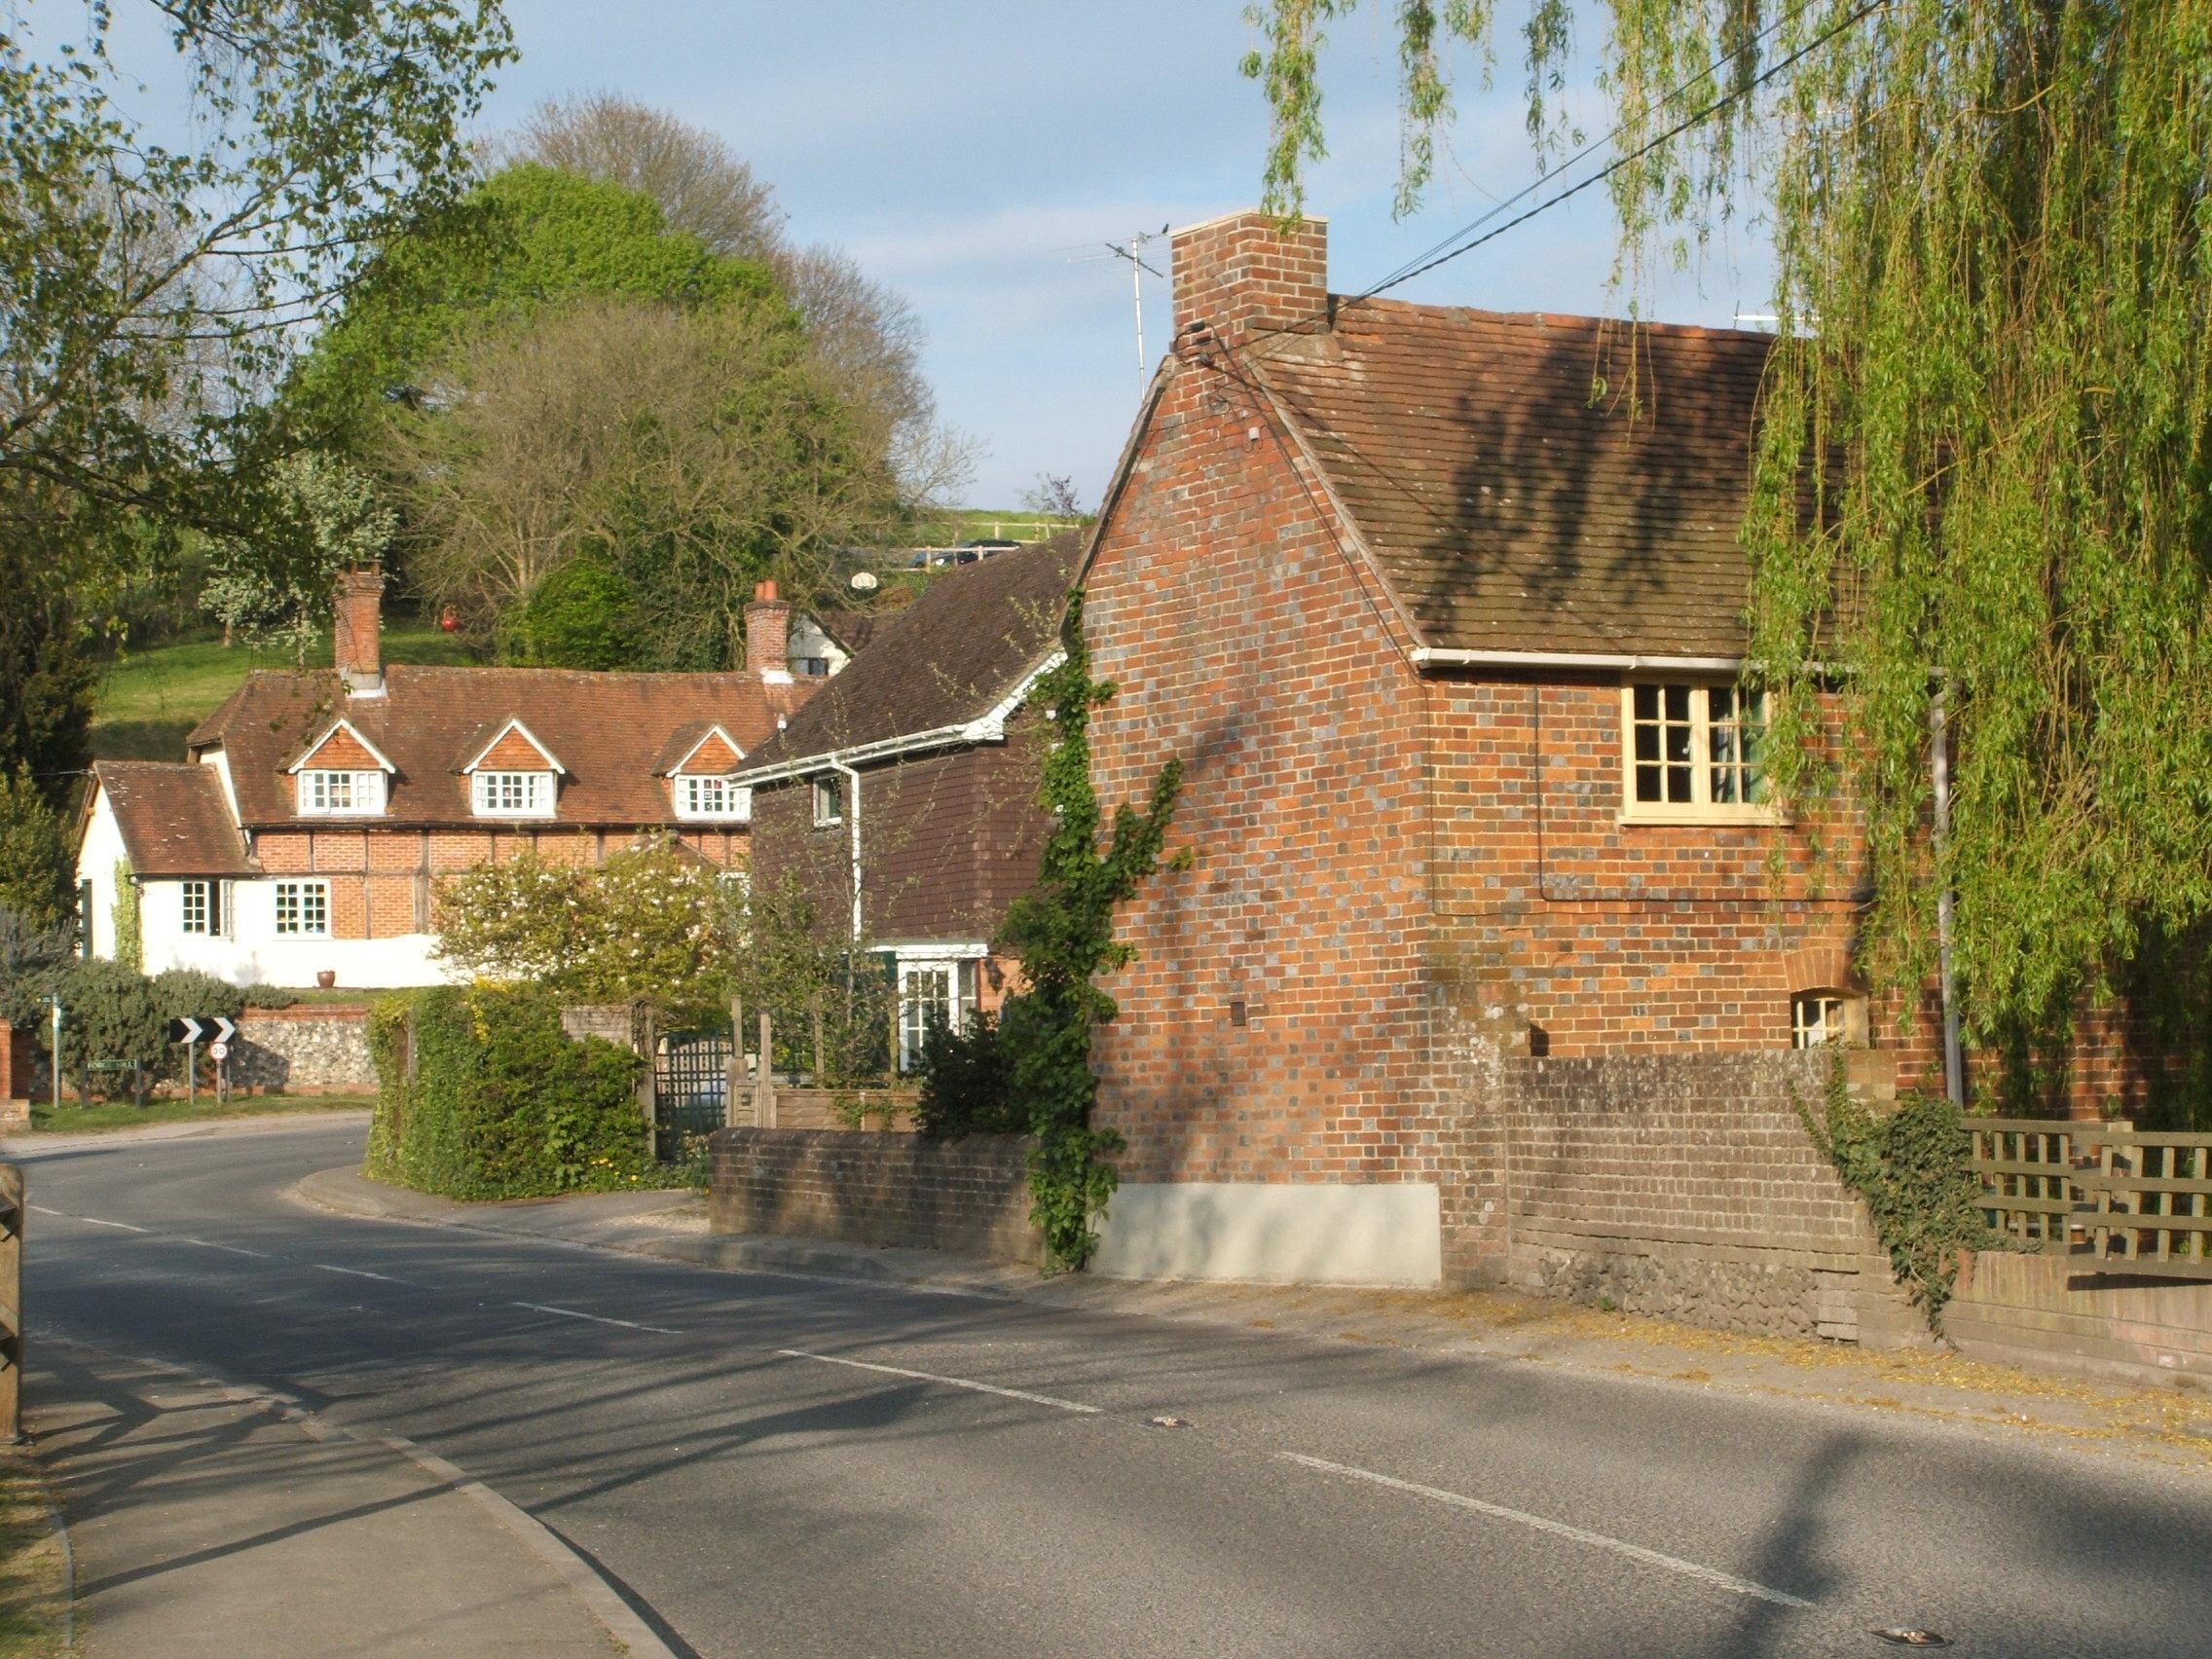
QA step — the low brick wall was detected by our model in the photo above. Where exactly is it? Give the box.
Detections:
[1946,1250,2212,1388]
[230,1006,377,1093]
[1500,1051,1919,1345]
[708,1127,1040,1265]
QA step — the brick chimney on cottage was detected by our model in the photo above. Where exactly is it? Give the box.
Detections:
[335,565,385,698]
[746,580,793,683]
[1170,209,1330,353]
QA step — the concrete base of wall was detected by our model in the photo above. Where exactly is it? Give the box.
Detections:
[1092,1182,1444,1288]
[1946,1250,2212,1390]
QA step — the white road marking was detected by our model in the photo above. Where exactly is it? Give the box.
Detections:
[1277,1453,1816,1610]
[179,1237,271,1258]
[778,1348,1103,1415]
[54,1212,150,1234]
[313,1264,409,1285]
[512,1301,679,1337]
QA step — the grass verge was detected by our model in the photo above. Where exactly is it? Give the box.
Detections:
[0,1447,69,1659]
[25,1092,374,1135]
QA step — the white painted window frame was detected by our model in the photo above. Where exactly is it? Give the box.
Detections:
[1791,989,1865,1049]
[812,775,844,828]
[676,774,752,822]
[297,768,387,817]
[472,770,554,819]
[181,879,214,936]
[1618,680,1779,826]
[274,878,331,938]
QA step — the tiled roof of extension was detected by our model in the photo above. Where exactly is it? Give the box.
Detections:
[92,761,255,875]
[1255,299,1773,660]
[738,535,1081,775]
[188,665,811,827]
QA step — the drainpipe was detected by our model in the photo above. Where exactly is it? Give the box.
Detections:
[1930,690,1965,1107]
[826,756,863,946]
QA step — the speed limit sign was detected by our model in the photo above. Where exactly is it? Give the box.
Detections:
[208,1040,229,1060]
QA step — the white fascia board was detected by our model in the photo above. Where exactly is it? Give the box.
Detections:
[666,723,745,777]
[461,717,568,775]
[879,940,991,959]
[732,647,1066,786]
[1410,646,1746,674]
[284,717,398,774]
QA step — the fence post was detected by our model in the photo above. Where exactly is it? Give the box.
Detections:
[725,994,744,1129]
[0,1164,21,1442]
[638,1005,659,1159]
[756,1010,775,1128]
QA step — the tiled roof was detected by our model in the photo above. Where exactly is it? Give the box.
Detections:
[189,665,809,827]
[738,536,1080,774]
[92,761,255,876]
[1257,299,1772,659]
[814,608,884,657]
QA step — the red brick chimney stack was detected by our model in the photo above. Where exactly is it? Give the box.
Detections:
[335,565,385,698]
[746,579,793,683]
[1169,209,1330,351]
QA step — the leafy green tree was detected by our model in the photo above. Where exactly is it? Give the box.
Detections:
[998,593,1184,1270]
[1252,3,2212,1084]
[0,540,97,802]
[0,769,76,939]
[203,453,396,662]
[502,550,645,670]
[0,2,511,579]
[291,164,782,450]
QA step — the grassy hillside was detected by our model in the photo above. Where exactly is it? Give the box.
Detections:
[92,620,478,761]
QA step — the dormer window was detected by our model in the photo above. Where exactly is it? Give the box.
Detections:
[676,775,751,822]
[473,770,553,817]
[298,769,386,816]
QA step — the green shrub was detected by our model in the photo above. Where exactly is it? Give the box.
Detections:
[242,982,300,1010]
[43,958,166,1094]
[502,551,644,670]
[150,968,243,1026]
[0,905,73,1029]
[367,984,650,1198]
[914,1010,1025,1140]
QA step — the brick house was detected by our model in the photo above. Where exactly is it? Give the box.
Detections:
[1075,208,1955,1289]
[736,538,1078,1070]
[74,571,828,989]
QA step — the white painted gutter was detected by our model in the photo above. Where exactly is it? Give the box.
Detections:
[1410,646,1746,674]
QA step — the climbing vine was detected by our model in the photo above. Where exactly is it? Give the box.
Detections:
[999,592,1184,1271]
[111,862,140,974]
[1256,4,2212,1103]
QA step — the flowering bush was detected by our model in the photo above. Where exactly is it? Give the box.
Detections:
[430,835,734,1013]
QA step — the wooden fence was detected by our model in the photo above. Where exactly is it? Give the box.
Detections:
[1968,1119,2212,1279]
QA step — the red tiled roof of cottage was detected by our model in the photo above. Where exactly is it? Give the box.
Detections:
[1254,299,1773,659]
[91,761,255,875]
[189,665,811,827]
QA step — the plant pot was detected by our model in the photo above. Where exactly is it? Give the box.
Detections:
[315,970,337,989]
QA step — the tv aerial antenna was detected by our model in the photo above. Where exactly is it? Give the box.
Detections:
[1074,225,1168,398]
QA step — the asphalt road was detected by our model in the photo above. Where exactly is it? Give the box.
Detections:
[23,1121,2212,1657]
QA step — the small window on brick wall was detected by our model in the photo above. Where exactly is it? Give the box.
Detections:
[1791,989,1864,1049]
[1621,682,1776,823]
[275,879,330,938]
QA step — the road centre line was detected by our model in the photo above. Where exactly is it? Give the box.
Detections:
[31,1206,149,1234]
[1277,1453,1815,1609]
[179,1237,272,1258]
[314,1264,411,1284]
[513,1301,680,1337]
[777,1348,1103,1415]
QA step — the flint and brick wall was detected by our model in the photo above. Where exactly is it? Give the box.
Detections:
[229,1005,377,1092]
[708,1127,1041,1265]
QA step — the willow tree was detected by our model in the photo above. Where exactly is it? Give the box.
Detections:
[1254,3,2212,1100]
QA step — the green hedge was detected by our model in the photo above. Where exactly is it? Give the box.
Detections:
[366,985,650,1198]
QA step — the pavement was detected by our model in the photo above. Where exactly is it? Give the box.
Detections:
[16,1117,2212,1656]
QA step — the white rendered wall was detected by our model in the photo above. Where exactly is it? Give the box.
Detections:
[74,789,129,961]
[138,876,455,989]
[1091,1182,1444,1288]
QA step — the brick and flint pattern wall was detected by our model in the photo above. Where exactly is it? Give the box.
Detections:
[708,1127,1041,1265]
[230,1005,377,1092]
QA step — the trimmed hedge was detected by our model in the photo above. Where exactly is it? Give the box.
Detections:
[366,984,650,1199]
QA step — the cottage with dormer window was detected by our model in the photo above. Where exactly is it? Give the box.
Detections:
[73,571,858,989]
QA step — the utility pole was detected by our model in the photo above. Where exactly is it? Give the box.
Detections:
[1075,226,1168,400]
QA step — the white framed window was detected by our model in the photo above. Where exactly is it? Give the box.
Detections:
[813,776,844,827]
[297,769,385,816]
[1791,990,1863,1049]
[181,879,220,936]
[898,959,979,1073]
[275,879,330,938]
[1621,682,1775,822]
[793,655,831,678]
[676,775,752,822]
[473,770,553,818]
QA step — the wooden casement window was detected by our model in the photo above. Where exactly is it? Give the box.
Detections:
[1620,682,1776,823]
[298,769,385,816]
[181,880,220,936]
[898,959,979,1073]
[472,770,552,818]
[677,775,751,822]
[1791,989,1865,1049]
[812,776,844,828]
[275,879,330,938]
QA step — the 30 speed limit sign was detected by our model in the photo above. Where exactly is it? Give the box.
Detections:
[208,1041,229,1060]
